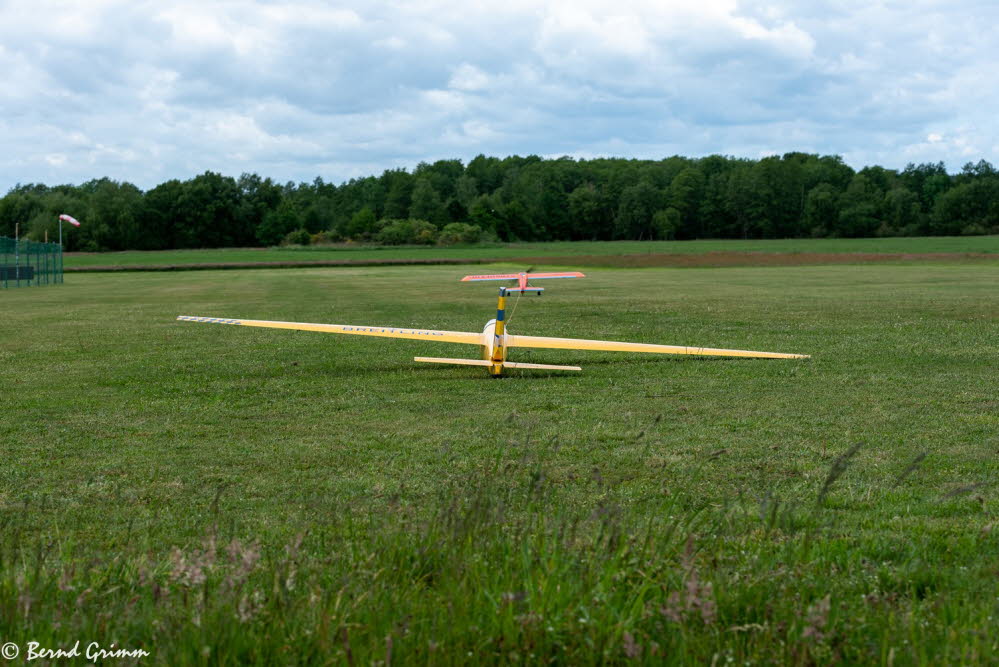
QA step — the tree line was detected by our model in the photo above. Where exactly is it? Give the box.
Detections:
[2,153,997,251]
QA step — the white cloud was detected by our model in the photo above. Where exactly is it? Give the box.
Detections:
[449,64,490,92]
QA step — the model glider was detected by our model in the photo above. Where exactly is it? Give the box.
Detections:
[177,272,808,376]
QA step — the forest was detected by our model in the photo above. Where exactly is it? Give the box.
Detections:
[1,153,997,251]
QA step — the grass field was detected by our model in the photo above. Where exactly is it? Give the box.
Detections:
[63,235,999,270]
[2,258,998,663]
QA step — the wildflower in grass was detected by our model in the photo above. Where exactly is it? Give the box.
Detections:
[685,570,717,625]
[71,587,94,615]
[237,590,264,624]
[282,532,306,592]
[18,585,33,618]
[622,631,641,659]
[802,595,831,641]
[501,591,527,606]
[58,566,76,592]
[660,568,717,625]
[224,538,261,591]
[516,611,542,627]
[169,535,220,587]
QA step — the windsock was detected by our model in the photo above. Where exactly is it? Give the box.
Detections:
[59,214,81,227]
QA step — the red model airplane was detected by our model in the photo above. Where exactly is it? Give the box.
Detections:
[460,270,585,293]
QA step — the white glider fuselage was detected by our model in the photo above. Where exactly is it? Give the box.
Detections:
[481,318,503,367]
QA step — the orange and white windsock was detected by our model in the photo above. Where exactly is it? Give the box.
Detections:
[59,214,81,227]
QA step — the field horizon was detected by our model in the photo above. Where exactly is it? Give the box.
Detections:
[61,235,999,272]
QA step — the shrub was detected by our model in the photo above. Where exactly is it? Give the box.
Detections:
[281,228,311,246]
[960,223,988,236]
[374,219,438,245]
[310,230,343,245]
[437,222,484,245]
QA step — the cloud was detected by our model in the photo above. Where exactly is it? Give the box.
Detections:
[1,0,997,191]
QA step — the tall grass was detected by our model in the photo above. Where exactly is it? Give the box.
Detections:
[2,435,996,664]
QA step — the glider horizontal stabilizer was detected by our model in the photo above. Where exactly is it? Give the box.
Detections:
[414,357,492,367]
[414,357,581,372]
[504,361,582,371]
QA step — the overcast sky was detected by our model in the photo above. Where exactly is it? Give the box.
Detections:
[1,0,996,192]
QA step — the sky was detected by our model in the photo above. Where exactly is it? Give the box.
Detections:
[1,0,997,192]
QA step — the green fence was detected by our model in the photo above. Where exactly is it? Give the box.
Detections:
[0,236,63,288]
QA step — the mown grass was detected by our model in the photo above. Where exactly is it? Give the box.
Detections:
[62,235,999,269]
[2,262,998,663]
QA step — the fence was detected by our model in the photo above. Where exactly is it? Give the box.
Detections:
[0,236,63,288]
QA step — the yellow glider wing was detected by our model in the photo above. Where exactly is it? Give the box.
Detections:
[176,316,482,345]
[505,333,809,359]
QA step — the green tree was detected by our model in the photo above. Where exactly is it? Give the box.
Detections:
[454,175,479,210]
[468,194,503,238]
[838,174,883,237]
[614,181,664,239]
[256,198,302,246]
[380,169,413,219]
[931,179,999,235]
[568,184,609,240]
[171,172,242,248]
[698,167,735,238]
[142,180,185,249]
[235,173,282,245]
[803,184,840,237]
[83,179,144,250]
[668,167,705,237]
[409,179,447,225]
[414,159,464,202]
[881,188,922,236]
[746,157,806,238]
[724,164,756,239]
[0,191,45,240]
[652,208,681,240]
[345,207,378,240]
[466,155,504,193]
